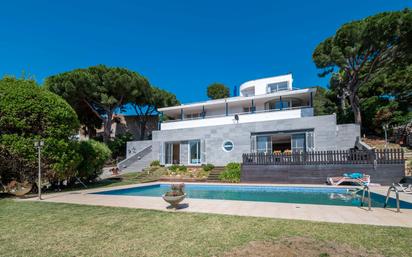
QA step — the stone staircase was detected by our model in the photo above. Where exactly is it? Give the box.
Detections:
[404,148,412,176]
[207,167,225,182]
[117,145,152,173]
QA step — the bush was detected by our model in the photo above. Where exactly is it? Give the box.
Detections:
[168,165,188,174]
[202,163,215,172]
[107,133,134,159]
[150,160,160,166]
[77,140,111,181]
[178,165,187,172]
[219,162,241,183]
[0,77,80,183]
[169,164,179,172]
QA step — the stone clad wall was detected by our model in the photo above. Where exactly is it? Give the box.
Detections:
[151,114,360,166]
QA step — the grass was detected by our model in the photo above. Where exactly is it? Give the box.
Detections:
[42,168,166,194]
[0,200,411,257]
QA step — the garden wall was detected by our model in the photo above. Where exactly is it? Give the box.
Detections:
[241,164,405,185]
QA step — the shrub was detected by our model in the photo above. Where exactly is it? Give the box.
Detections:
[150,160,160,166]
[178,165,187,172]
[0,77,80,183]
[77,140,111,181]
[169,164,179,172]
[107,133,134,159]
[219,162,241,183]
[202,163,215,172]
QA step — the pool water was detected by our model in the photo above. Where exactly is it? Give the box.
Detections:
[93,184,412,208]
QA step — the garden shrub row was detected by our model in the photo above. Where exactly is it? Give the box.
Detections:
[219,162,241,183]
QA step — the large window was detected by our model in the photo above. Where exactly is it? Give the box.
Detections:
[266,100,290,110]
[256,136,271,153]
[267,82,288,93]
[291,134,305,152]
[189,140,201,164]
[252,131,314,154]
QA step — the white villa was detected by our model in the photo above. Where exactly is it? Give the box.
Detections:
[159,74,314,131]
[121,74,360,170]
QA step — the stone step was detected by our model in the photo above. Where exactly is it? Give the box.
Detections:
[206,167,225,182]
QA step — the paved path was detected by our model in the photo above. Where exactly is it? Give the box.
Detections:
[22,182,412,228]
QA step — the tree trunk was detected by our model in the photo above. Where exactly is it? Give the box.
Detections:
[349,94,362,125]
[139,120,147,140]
[339,94,346,115]
[103,110,113,143]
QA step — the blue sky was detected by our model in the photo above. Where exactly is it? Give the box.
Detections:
[0,0,410,104]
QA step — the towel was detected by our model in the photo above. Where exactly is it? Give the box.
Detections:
[343,173,363,179]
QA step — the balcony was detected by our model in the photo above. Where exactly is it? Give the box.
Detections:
[160,107,314,130]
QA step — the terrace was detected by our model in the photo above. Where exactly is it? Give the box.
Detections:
[159,88,315,130]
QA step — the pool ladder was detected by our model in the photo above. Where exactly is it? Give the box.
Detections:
[360,185,371,211]
[361,184,401,213]
[383,183,400,213]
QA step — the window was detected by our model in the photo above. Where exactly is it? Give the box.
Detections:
[274,101,290,110]
[186,113,201,119]
[243,106,255,113]
[222,140,234,152]
[267,82,289,93]
[242,88,255,97]
[266,100,290,110]
[306,131,314,151]
[189,140,201,164]
[291,134,305,152]
[256,136,271,153]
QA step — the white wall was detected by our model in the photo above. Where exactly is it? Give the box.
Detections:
[239,74,293,96]
[161,108,314,130]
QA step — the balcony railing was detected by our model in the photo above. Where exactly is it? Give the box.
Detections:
[162,105,312,123]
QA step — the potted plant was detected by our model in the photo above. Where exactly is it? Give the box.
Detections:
[162,183,186,209]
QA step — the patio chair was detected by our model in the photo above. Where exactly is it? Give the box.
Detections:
[394,183,412,193]
[394,177,412,193]
[327,173,370,186]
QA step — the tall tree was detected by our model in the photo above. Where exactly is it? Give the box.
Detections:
[45,65,150,143]
[131,87,179,140]
[207,83,230,99]
[312,86,337,116]
[313,9,412,125]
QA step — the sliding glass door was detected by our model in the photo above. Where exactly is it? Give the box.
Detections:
[291,134,305,152]
[189,140,201,164]
[252,131,314,154]
[165,142,180,164]
[256,136,272,154]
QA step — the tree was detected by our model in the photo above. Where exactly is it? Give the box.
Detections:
[312,86,337,116]
[131,87,179,140]
[45,65,150,143]
[207,83,230,99]
[0,77,81,182]
[77,140,111,181]
[313,9,412,125]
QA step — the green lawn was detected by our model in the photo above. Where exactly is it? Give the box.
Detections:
[44,170,164,193]
[0,200,411,257]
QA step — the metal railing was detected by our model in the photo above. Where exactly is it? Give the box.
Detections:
[162,106,312,123]
[384,183,401,213]
[360,185,371,211]
[117,145,152,170]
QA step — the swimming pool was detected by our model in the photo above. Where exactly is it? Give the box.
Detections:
[93,184,412,208]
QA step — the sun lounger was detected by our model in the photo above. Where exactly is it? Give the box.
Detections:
[327,174,370,186]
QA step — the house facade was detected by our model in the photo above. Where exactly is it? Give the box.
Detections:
[146,74,360,166]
